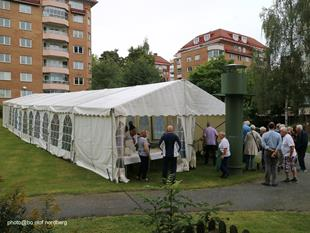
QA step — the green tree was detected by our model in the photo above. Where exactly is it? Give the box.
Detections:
[260,0,310,124]
[122,40,161,86]
[188,56,232,95]
[91,50,124,89]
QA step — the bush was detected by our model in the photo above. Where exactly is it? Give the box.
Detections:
[0,188,59,233]
[140,181,250,233]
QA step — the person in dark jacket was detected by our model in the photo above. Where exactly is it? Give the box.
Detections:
[159,125,181,184]
[295,124,309,172]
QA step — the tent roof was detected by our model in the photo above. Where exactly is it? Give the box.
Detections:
[4,80,225,117]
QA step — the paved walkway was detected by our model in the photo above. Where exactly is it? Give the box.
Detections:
[27,154,310,219]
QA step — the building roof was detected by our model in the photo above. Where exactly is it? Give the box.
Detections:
[154,53,170,66]
[178,28,266,53]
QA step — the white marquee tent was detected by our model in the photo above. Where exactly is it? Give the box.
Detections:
[2,80,225,181]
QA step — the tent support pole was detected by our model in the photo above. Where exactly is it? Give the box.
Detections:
[110,108,115,182]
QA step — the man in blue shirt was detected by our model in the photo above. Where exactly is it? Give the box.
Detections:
[159,125,181,184]
[261,122,282,186]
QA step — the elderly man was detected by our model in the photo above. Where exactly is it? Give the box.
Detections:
[280,127,298,182]
[159,125,181,183]
[295,124,308,172]
[203,122,218,165]
[218,132,231,178]
[261,122,282,187]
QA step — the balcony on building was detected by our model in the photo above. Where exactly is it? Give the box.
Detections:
[42,0,69,11]
[43,42,69,58]
[42,6,69,27]
[43,26,69,42]
[43,73,69,91]
[43,58,69,75]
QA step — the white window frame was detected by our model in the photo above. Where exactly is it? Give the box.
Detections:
[73,30,83,38]
[187,66,193,72]
[186,57,192,62]
[20,56,32,65]
[0,71,11,80]
[204,34,210,41]
[20,73,32,82]
[0,17,11,27]
[0,89,11,98]
[73,45,84,54]
[69,0,84,10]
[193,37,199,45]
[19,21,32,31]
[241,36,248,43]
[233,33,239,41]
[73,61,84,70]
[74,77,84,85]
[0,53,11,63]
[0,35,11,45]
[0,0,10,10]
[19,4,31,14]
[19,38,32,48]
[73,15,83,23]
[20,89,32,96]
[194,55,200,61]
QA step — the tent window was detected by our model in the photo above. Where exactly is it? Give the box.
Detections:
[22,111,28,134]
[34,112,40,138]
[14,109,18,129]
[18,110,22,131]
[176,119,186,158]
[62,115,72,151]
[152,116,165,140]
[50,114,60,146]
[116,121,125,166]
[9,107,12,125]
[28,111,33,136]
[42,113,49,142]
[139,116,149,132]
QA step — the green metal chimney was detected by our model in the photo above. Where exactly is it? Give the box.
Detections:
[221,64,247,174]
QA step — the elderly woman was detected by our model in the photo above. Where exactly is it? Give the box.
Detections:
[244,125,262,171]
[218,132,231,178]
[137,130,150,181]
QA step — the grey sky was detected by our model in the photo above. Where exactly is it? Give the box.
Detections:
[91,0,273,60]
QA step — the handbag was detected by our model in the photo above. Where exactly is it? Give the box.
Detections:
[251,132,261,152]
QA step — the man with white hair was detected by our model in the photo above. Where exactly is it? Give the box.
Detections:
[218,131,231,178]
[280,127,298,182]
[295,124,308,172]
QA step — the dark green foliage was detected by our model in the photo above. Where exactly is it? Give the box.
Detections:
[218,220,227,233]
[196,220,206,233]
[230,225,238,233]
[189,56,232,95]
[208,219,216,231]
[0,188,59,233]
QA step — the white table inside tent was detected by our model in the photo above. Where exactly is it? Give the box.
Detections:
[123,148,163,165]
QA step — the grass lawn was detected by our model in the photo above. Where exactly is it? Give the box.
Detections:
[0,122,261,197]
[54,211,310,233]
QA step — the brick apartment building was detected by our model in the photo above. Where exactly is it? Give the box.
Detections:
[0,0,97,103]
[154,53,170,81]
[174,28,265,79]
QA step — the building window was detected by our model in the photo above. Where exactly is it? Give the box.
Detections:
[73,14,83,23]
[0,89,11,98]
[204,34,210,41]
[62,115,72,151]
[28,111,33,136]
[87,17,91,25]
[186,57,192,62]
[208,49,224,58]
[238,46,242,52]
[44,59,68,68]
[0,35,11,45]
[44,73,68,84]
[20,56,32,65]
[43,6,68,19]
[229,54,235,60]
[69,0,84,10]
[0,0,10,10]
[0,17,10,27]
[194,55,200,61]
[73,45,83,54]
[187,66,193,72]
[34,112,40,138]
[193,37,199,45]
[74,77,84,85]
[20,73,32,82]
[88,33,91,41]
[0,53,11,63]
[0,71,11,80]
[22,111,28,134]
[50,114,60,146]
[42,113,49,142]
[20,38,32,48]
[242,47,246,53]
[233,33,239,41]
[19,4,31,14]
[73,61,84,70]
[20,90,32,96]
[241,36,248,43]
[73,30,83,38]
[19,21,32,31]
[88,48,91,56]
